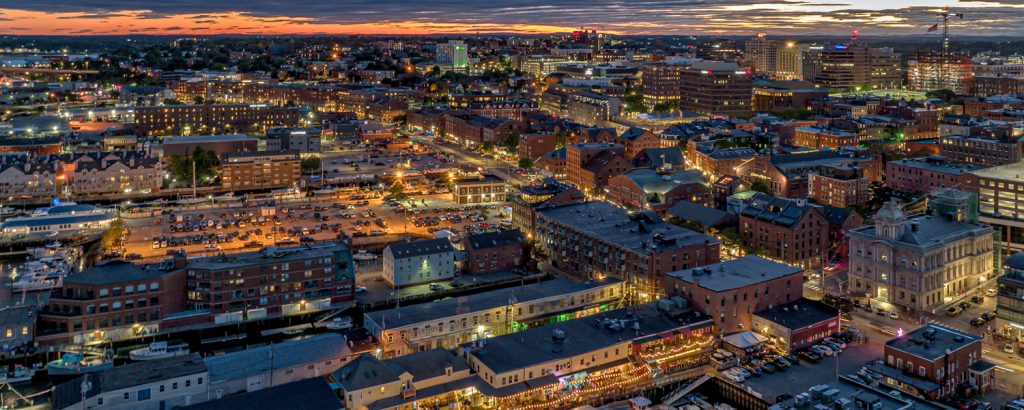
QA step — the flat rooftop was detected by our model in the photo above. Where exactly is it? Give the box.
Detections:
[53,353,207,409]
[366,278,622,329]
[969,161,1024,181]
[665,255,803,292]
[464,302,711,375]
[537,201,719,254]
[754,298,839,330]
[888,156,983,175]
[186,243,349,270]
[163,134,256,143]
[886,324,980,361]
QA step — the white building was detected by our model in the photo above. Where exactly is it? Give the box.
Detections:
[52,353,209,410]
[435,41,468,69]
[382,238,457,288]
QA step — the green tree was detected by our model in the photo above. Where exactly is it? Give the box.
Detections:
[301,156,321,173]
[554,132,568,149]
[925,89,957,103]
[667,216,704,232]
[167,146,219,187]
[770,108,813,120]
[101,218,125,250]
[504,133,520,153]
[750,180,772,194]
[390,180,405,196]
[192,95,204,104]
[623,91,647,113]
[481,142,495,153]
[518,158,534,170]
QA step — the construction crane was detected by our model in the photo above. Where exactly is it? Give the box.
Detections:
[936,7,964,52]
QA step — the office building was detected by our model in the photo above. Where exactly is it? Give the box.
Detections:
[810,44,900,91]
[752,80,827,112]
[775,42,813,80]
[452,174,506,205]
[134,104,307,136]
[680,62,753,118]
[436,40,469,69]
[997,253,1024,342]
[641,63,684,108]
[265,127,322,153]
[745,35,779,74]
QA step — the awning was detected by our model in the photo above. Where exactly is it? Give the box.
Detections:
[722,331,767,349]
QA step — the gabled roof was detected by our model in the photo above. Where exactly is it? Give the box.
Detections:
[465,229,524,250]
[618,127,651,141]
[183,378,343,410]
[332,353,402,391]
[739,192,817,227]
[386,238,455,259]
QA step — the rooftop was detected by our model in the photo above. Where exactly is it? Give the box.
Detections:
[365,278,622,329]
[666,200,732,228]
[969,161,1024,181]
[850,214,991,247]
[464,302,711,375]
[64,260,171,286]
[665,255,803,292]
[204,334,350,383]
[740,193,817,227]
[536,201,719,255]
[385,238,455,259]
[888,156,983,175]
[53,353,207,409]
[163,134,256,144]
[754,298,839,330]
[186,243,350,271]
[464,229,524,250]
[182,378,343,410]
[886,324,980,361]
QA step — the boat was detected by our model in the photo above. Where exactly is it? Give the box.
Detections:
[353,250,377,261]
[0,366,35,384]
[129,341,190,361]
[46,351,112,376]
[27,242,79,260]
[281,328,304,336]
[2,202,114,240]
[12,258,69,292]
[324,317,353,330]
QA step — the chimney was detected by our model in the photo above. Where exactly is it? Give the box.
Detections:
[911,221,919,232]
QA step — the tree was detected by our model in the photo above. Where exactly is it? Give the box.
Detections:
[518,158,534,170]
[301,156,321,173]
[481,142,495,153]
[101,218,125,250]
[554,132,568,149]
[667,216,704,232]
[192,95,204,104]
[623,91,647,113]
[652,101,679,113]
[167,146,219,187]
[750,180,772,194]
[770,108,813,120]
[504,133,520,153]
[925,89,957,103]
[390,180,405,196]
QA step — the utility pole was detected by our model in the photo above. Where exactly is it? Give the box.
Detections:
[191,159,197,199]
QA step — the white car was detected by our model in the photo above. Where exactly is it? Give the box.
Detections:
[986,288,998,297]
[354,285,367,293]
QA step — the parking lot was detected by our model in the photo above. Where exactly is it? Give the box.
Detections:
[120,192,510,261]
[737,342,883,402]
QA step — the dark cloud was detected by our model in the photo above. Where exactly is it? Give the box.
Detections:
[1,1,1023,34]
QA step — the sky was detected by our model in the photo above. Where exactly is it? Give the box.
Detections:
[1,1,1023,37]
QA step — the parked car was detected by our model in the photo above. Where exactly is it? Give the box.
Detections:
[799,351,821,362]
[946,306,962,317]
[429,283,444,291]
[970,318,985,327]
[971,295,983,304]
[888,310,899,320]
[986,288,998,297]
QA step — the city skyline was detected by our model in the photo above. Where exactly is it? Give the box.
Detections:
[2,1,1024,37]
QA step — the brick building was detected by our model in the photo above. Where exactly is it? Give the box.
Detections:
[517,133,558,162]
[565,142,631,196]
[679,62,753,118]
[509,179,585,237]
[793,126,859,150]
[885,156,982,195]
[605,168,710,213]
[808,164,868,208]
[38,260,187,345]
[664,255,803,334]
[739,193,829,271]
[535,201,720,300]
[185,243,355,321]
[452,174,506,205]
[134,104,307,136]
[873,324,993,399]
[220,151,301,190]
[752,298,840,353]
[462,230,525,275]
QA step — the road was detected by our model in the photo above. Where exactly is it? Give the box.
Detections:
[406,132,529,186]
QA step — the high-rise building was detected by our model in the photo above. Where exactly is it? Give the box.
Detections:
[745,34,779,75]
[640,63,685,108]
[436,40,468,69]
[810,44,901,91]
[679,61,753,118]
[775,42,811,80]
[908,52,974,95]
[696,38,742,61]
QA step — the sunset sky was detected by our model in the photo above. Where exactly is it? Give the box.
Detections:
[1,1,1023,36]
